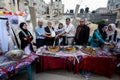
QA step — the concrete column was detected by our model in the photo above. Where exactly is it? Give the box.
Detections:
[29,6,36,32]
[14,0,18,11]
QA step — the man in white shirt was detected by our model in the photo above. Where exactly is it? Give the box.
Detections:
[56,18,75,45]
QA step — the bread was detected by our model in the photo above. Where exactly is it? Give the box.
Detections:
[64,46,76,52]
[82,47,96,54]
[48,46,59,52]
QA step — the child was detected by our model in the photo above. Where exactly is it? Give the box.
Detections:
[55,23,65,45]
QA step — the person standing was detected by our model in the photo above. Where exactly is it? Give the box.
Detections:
[90,23,108,47]
[56,18,75,45]
[55,23,65,45]
[19,22,34,54]
[106,23,117,45]
[45,21,55,46]
[6,21,19,49]
[35,20,51,48]
[0,18,19,53]
[74,18,90,45]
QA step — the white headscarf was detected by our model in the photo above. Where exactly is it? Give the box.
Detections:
[107,23,116,36]
[106,23,117,42]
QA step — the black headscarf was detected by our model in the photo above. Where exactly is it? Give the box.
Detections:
[19,22,28,35]
[98,23,105,34]
[98,23,107,40]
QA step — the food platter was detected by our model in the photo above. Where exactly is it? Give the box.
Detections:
[81,46,96,55]
[48,46,59,52]
[104,44,114,49]
[64,46,76,52]
[103,44,114,52]
[5,49,24,60]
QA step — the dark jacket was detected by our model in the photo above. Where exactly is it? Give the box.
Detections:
[45,26,55,46]
[101,31,107,41]
[75,25,90,45]
[19,30,33,51]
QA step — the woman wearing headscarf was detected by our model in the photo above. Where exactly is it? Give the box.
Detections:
[90,23,108,47]
[106,23,117,45]
[19,22,34,54]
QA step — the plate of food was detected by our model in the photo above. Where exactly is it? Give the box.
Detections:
[64,46,76,53]
[81,46,96,55]
[104,44,114,49]
[103,44,115,52]
[48,46,59,52]
[5,49,24,60]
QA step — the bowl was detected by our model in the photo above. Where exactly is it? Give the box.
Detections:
[5,49,24,60]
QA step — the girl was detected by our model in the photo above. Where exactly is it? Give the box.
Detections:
[55,23,65,45]
[90,23,108,47]
[19,22,34,54]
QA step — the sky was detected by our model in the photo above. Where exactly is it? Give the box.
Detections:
[44,0,108,12]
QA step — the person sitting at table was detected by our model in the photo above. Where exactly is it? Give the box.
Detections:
[106,23,117,45]
[19,22,34,54]
[90,23,108,47]
[55,23,66,45]
[45,21,55,46]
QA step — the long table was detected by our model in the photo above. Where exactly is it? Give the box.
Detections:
[75,48,117,78]
[0,53,38,80]
[75,55,116,78]
[36,46,117,78]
